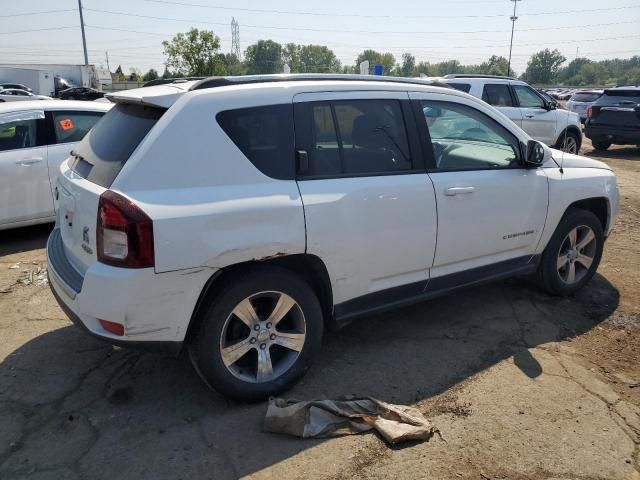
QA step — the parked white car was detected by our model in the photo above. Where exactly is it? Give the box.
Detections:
[441,75,583,154]
[0,100,111,230]
[0,89,52,102]
[566,90,603,122]
[47,75,618,401]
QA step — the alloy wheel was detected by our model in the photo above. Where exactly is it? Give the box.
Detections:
[556,225,597,284]
[219,291,306,383]
[562,136,578,154]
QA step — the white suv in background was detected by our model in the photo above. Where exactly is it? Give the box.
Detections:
[441,75,583,154]
[47,75,618,401]
[0,100,111,230]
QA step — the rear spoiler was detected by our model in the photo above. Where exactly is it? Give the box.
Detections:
[105,82,195,109]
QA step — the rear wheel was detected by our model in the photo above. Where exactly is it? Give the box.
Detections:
[592,140,611,151]
[189,266,323,401]
[537,209,604,296]
[559,131,580,154]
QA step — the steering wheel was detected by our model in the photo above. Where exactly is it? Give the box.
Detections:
[460,127,491,142]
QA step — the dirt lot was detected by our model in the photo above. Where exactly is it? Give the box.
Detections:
[1,139,639,480]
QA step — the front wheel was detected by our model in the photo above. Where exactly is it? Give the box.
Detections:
[189,266,323,401]
[537,209,604,296]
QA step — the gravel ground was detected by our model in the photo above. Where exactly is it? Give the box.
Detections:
[0,139,638,480]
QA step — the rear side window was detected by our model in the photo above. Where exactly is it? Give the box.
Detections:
[298,99,412,177]
[482,84,515,107]
[217,104,294,180]
[51,111,104,144]
[70,103,165,188]
[447,83,471,93]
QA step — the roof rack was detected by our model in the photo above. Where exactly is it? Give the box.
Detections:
[189,74,453,91]
[443,74,517,80]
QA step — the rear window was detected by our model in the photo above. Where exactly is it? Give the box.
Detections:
[216,104,294,179]
[70,103,165,188]
[571,92,601,102]
[600,90,640,104]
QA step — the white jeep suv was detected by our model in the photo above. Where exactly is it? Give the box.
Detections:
[441,75,583,154]
[47,75,618,401]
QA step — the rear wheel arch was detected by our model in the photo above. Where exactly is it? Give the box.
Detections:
[555,126,582,151]
[185,254,334,343]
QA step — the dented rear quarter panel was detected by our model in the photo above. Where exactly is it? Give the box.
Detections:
[111,88,306,274]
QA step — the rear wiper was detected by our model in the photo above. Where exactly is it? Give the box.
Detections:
[70,150,85,162]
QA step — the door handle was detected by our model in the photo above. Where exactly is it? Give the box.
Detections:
[525,114,535,118]
[445,186,475,196]
[17,157,43,165]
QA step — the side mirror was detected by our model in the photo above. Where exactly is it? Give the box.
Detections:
[525,140,551,167]
[545,100,557,111]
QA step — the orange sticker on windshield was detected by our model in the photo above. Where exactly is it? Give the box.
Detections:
[58,118,74,131]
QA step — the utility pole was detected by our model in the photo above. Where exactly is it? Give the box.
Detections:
[77,0,89,65]
[507,0,521,77]
[105,51,110,72]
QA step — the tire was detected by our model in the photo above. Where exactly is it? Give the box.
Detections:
[592,140,611,151]
[537,209,604,296]
[68,96,76,100]
[189,266,323,402]
[559,131,580,154]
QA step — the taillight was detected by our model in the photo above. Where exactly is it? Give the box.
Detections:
[97,190,154,268]
[586,106,593,118]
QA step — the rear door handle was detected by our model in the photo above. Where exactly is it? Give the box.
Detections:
[445,186,475,196]
[525,114,535,118]
[17,157,43,165]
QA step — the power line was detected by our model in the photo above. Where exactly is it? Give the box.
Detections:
[0,26,78,35]
[142,0,640,19]
[82,7,640,36]
[0,9,75,18]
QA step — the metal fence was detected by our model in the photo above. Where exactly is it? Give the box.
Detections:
[102,81,145,92]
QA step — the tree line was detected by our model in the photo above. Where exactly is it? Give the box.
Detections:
[116,28,640,87]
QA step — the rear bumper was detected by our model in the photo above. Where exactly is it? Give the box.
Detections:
[584,124,640,144]
[47,228,215,352]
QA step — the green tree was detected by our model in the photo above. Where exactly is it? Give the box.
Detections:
[400,53,416,77]
[297,45,341,73]
[114,65,125,81]
[162,28,226,76]
[223,53,245,76]
[128,68,142,81]
[282,43,301,72]
[161,66,172,79]
[244,40,283,74]
[143,68,159,81]
[354,50,396,75]
[522,49,566,85]
[482,55,509,76]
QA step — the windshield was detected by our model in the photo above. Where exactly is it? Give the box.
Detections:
[70,103,165,188]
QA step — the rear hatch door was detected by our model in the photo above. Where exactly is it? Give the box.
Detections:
[590,89,640,130]
[55,102,166,275]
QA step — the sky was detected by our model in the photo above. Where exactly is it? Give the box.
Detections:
[1,0,639,76]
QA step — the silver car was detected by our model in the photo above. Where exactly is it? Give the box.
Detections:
[566,90,603,122]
